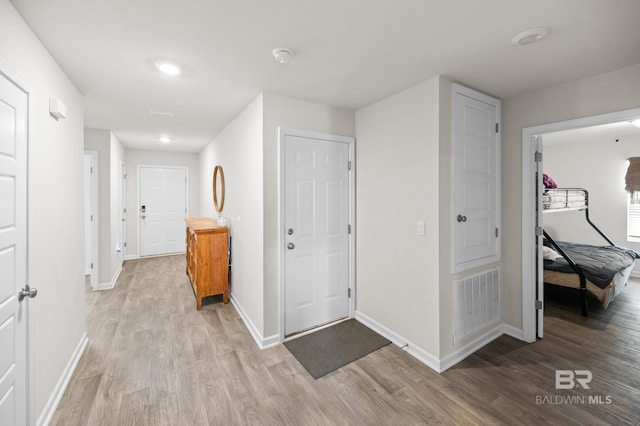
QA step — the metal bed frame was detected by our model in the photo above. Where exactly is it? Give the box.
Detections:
[542,188,616,316]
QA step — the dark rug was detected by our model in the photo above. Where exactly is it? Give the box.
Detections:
[284,319,391,379]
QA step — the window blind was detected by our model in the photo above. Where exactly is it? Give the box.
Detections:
[625,157,640,195]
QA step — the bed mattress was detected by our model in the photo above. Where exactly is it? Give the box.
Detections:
[544,264,634,308]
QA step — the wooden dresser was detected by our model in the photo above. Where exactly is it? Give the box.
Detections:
[185,217,229,309]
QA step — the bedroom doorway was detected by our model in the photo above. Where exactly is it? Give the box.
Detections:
[521,107,640,342]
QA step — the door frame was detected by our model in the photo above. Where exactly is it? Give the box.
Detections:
[137,165,189,257]
[0,58,35,425]
[521,107,640,342]
[84,150,99,290]
[277,127,356,342]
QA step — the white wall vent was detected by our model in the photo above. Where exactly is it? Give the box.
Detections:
[454,268,500,344]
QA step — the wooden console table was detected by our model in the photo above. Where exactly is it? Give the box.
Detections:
[185,217,229,309]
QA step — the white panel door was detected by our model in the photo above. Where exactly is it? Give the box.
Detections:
[0,72,29,426]
[139,167,187,256]
[284,134,350,335]
[83,155,93,274]
[452,85,500,270]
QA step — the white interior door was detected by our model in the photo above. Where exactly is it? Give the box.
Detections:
[284,133,350,336]
[120,162,127,260]
[452,85,500,271]
[139,166,187,256]
[0,71,29,426]
[83,155,93,275]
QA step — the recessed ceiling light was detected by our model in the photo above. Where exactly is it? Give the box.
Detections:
[272,48,294,64]
[158,135,172,143]
[512,27,550,45]
[154,61,181,75]
[631,119,640,128]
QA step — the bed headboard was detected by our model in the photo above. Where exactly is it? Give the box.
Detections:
[542,188,588,212]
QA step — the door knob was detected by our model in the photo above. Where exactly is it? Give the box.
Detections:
[287,243,295,250]
[287,228,294,235]
[457,214,467,223]
[18,285,38,302]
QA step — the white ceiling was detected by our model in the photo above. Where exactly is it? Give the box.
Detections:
[10,0,640,153]
[544,121,640,146]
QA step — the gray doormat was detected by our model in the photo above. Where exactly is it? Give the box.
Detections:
[284,319,391,379]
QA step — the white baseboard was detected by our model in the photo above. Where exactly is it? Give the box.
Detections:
[229,294,279,349]
[439,324,504,372]
[96,263,122,291]
[37,332,88,426]
[355,311,520,373]
[503,324,524,340]
[125,254,139,261]
[355,311,442,372]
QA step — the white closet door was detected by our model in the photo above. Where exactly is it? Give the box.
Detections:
[452,84,501,271]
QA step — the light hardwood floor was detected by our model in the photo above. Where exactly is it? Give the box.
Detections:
[52,255,640,425]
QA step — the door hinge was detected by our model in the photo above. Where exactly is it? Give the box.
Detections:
[90,214,93,221]
[123,208,126,214]
[495,227,499,238]
[123,173,127,179]
[91,263,93,269]
[348,288,351,298]
[348,161,352,171]
[348,224,352,234]
[124,242,127,248]
[535,226,543,236]
[495,123,499,133]
[185,208,187,213]
[535,300,543,310]
[535,151,542,162]
[90,166,93,173]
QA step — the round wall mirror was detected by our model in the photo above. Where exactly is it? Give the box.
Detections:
[213,165,225,213]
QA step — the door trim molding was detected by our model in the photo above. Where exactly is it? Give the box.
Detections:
[137,165,189,257]
[277,127,356,342]
[521,107,640,342]
[0,57,36,426]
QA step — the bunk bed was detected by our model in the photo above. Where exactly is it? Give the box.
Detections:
[542,188,639,316]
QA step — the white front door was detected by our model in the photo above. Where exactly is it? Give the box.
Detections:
[139,166,187,256]
[284,132,351,336]
[452,84,500,270]
[0,71,29,425]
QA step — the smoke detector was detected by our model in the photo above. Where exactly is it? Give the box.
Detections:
[272,48,294,64]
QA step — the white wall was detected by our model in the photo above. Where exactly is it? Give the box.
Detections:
[84,129,111,283]
[110,133,125,272]
[356,77,442,357]
[502,63,640,330]
[199,95,264,336]
[543,134,640,265]
[125,149,200,257]
[84,129,125,286]
[0,0,86,420]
